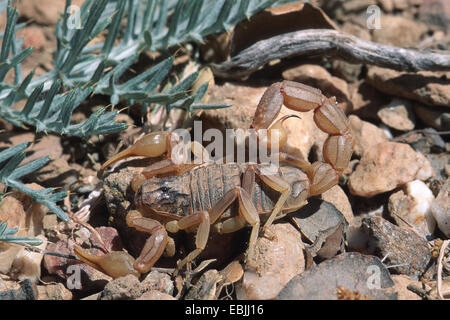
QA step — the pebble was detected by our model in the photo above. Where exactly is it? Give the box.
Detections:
[377,0,394,12]
[348,142,434,197]
[377,99,415,131]
[37,283,73,300]
[137,290,176,300]
[367,67,450,108]
[141,270,174,296]
[431,178,450,237]
[99,274,143,300]
[388,180,436,238]
[0,279,37,300]
[362,216,432,278]
[236,223,305,300]
[291,199,346,260]
[349,80,389,117]
[320,185,354,223]
[415,105,450,131]
[348,115,389,157]
[391,275,421,300]
[277,252,397,300]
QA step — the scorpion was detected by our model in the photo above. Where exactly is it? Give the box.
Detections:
[74,81,354,279]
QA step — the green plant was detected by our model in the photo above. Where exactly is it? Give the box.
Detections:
[0,221,43,246]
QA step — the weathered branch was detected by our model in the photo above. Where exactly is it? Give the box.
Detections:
[211,29,450,79]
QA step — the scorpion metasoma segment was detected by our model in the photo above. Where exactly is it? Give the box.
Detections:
[75,80,354,278]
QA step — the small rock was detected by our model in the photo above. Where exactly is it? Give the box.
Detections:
[431,178,450,237]
[291,199,346,260]
[331,60,362,83]
[236,223,305,300]
[388,180,436,238]
[418,0,450,30]
[37,283,73,300]
[393,0,409,10]
[321,185,354,223]
[277,252,397,300]
[349,115,389,157]
[366,67,450,108]
[391,275,422,300]
[349,80,389,117]
[378,0,394,12]
[43,239,112,293]
[393,129,446,155]
[0,279,38,300]
[9,236,47,282]
[377,99,415,131]
[372,16,427,47]
[17,0,66,25]
[141,270,174,295]
[99,274,143,300]
[349,142,434,197]
[341,21,372,41]
[415,104,450,131]
[362,216,432,277]
[426,153,450,181]
[137,290,176,300]
[282,64,352,112]
[90,227,124,252]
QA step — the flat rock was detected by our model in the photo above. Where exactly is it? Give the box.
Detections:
[236,223,305,300]
[348,142,434,197]
[99,274,142,300]
[391,275,422,300]
[277,252,397,300]
[320,185,354,223]
[362,216,432,278]
[366,67,450,108]
[377,99,415,131]
[290,199,346,260]
[37,283,73,300]
[349,115,389,157]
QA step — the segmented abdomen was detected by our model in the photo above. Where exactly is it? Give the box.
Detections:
[189,163,276,217]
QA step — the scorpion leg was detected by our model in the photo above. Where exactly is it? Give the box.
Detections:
[125,210,169,274]
[167,182,260,269]
[251,165,291,238]
[211,168,260,265]
[166,211,210,270]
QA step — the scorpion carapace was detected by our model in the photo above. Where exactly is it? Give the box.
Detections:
[77,80,354,278]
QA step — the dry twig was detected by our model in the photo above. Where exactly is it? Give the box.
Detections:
[211,29,450,79]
